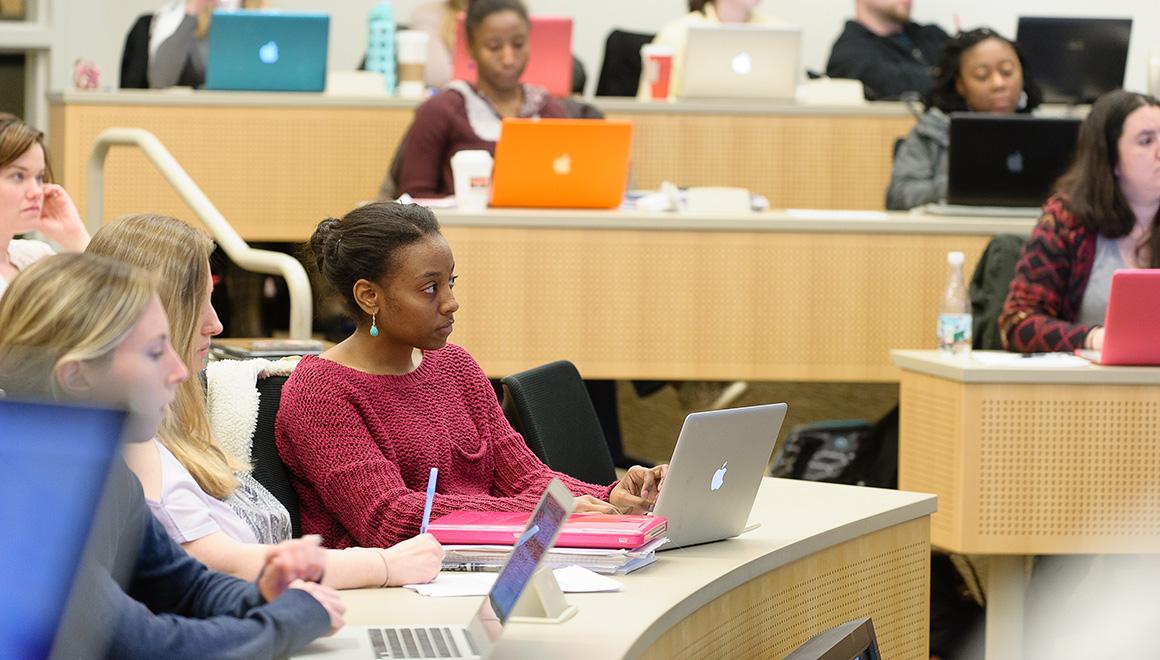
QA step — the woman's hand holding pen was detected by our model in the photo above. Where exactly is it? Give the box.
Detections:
[610,464,668,514]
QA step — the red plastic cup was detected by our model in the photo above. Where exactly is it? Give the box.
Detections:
[641,44,675,101]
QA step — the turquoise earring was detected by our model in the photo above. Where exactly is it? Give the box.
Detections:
[369,312,379,337]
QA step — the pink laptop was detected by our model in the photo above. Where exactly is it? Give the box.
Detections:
[452,15,573,97]
[428,511,667,549]
[1076,269,1160,365]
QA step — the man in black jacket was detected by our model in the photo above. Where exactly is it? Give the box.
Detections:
[825,0,949,101]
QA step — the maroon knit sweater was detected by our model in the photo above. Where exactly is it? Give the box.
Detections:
[274,344,615,548]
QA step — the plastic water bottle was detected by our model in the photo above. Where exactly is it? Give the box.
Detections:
[366,1,397,94]
[937,251,972,355]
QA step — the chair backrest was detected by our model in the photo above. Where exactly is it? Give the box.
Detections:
[969,233,1025,350]
[500,360,617,485]
[251,374,302,537]
[596,29,655,97]
[120,13,153,89]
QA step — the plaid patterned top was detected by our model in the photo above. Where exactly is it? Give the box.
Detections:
[1000,195,1098,352]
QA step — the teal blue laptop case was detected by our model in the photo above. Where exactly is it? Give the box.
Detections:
[205,10,329,92]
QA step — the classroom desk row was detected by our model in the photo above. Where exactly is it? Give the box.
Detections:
[48,90,915,219]
[893,350,1160,658]
[302,478,936,660]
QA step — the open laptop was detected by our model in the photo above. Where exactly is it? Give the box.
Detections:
[453,16,572,97]
[681,24,801,101]
[205,10,329,92]
[1076,269,1160,366]
[489,118,633,209]
[653,403,788,550]
[293,479,576,659]
[0,400,125,658]
[931,114,1081,214]
[1016,17,1132,104]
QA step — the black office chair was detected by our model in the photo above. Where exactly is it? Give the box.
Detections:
[500,360,618,485]
[250,374,302,537]
[120,13,152,89]
[595,29,655,97]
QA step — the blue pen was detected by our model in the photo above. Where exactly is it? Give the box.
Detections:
[420,467,438,534]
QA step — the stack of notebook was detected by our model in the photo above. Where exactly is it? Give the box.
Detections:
[428,512,669,575]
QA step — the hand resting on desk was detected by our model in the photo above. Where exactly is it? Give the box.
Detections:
[611,464,669,514]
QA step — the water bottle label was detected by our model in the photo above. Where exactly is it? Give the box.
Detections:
[937,313,972,345]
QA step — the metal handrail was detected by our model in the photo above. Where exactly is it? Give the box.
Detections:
[86,128,312,339]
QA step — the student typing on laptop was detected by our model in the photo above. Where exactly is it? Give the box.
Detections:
[146,0,266,89]
[0,254,344,657]
[396,0,568,198]
[1001,90,1160,353]
[88,214,446,590]
[276,203,667,549]
[636,0,784,101]
[886,28,1043,210]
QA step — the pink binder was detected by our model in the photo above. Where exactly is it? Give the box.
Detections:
[428,511,667,549]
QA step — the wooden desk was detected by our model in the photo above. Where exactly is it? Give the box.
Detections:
[301,478,935,659]
[48,91,914,233]
[891,349,1160,657]
[434,209,1033,381]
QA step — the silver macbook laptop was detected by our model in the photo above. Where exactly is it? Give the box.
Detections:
[653,403,788,549]
[681,25,801,100]
[293,479,575,659]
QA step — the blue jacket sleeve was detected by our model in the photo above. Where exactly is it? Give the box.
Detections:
[105,515,332,659]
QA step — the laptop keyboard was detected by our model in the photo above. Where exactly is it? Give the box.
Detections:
[367,627,468,658]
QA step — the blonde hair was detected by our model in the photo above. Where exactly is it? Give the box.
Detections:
[439,0,471,53]
[195,0,269,40]
[0,113,52,181]
[0,253,154,400]
[88,214,245,499]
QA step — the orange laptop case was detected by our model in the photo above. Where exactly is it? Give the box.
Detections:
[489,118,634,209]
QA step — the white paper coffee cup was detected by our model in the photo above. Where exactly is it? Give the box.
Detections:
[450,150,493,211]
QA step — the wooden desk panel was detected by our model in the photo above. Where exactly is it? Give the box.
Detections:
[49,92,914,240]
[441,224,993,381]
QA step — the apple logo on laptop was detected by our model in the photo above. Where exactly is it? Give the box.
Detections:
[258,40,280,65]
[1006,150,1024,174]
[552,153,572,176]
[731,52,753,76]
[710,462,728,491]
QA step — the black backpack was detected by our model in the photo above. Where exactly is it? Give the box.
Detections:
[770,407,898,489]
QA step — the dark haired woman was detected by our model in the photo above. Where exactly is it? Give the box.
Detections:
[275,202,667,548]
[1001,90,1160,353]
[886,28,1043,210]
[397,0,566,198]
[637,0,783,101]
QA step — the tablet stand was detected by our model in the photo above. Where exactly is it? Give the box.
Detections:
[509,568,577,624]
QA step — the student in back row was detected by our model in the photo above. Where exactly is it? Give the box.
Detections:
[0,114,88,297]
[88,213,445,589]
[397,0,566,198]
[638,0,782,101]
[886,28,1042,210]
[275,202,666,548]
[826,0,948,100]
[148,0,266,89]
[1001,90,1160,353]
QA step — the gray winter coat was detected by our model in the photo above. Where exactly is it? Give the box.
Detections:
[885,109,950,210]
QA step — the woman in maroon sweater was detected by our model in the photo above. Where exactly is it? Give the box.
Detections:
[396,0,567,198]
[1000,90,1160,353]
[275,202,666,548]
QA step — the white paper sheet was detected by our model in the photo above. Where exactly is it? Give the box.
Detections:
[404,566,623,597]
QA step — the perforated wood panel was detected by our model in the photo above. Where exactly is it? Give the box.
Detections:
[605,112,915,210]
[900,372,1160,555]
[899,371,964,550]
[52,102,414,241]
[642,517,930,660]
[972,386,1160,552]
[50,101,914,242]
[442,225,988,381]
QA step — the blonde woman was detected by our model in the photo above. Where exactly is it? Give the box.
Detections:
[148,0,267,88]
[0,113,88,297]
[88,213,444,589]
[0,253,342,657]
[407,0,470,88]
